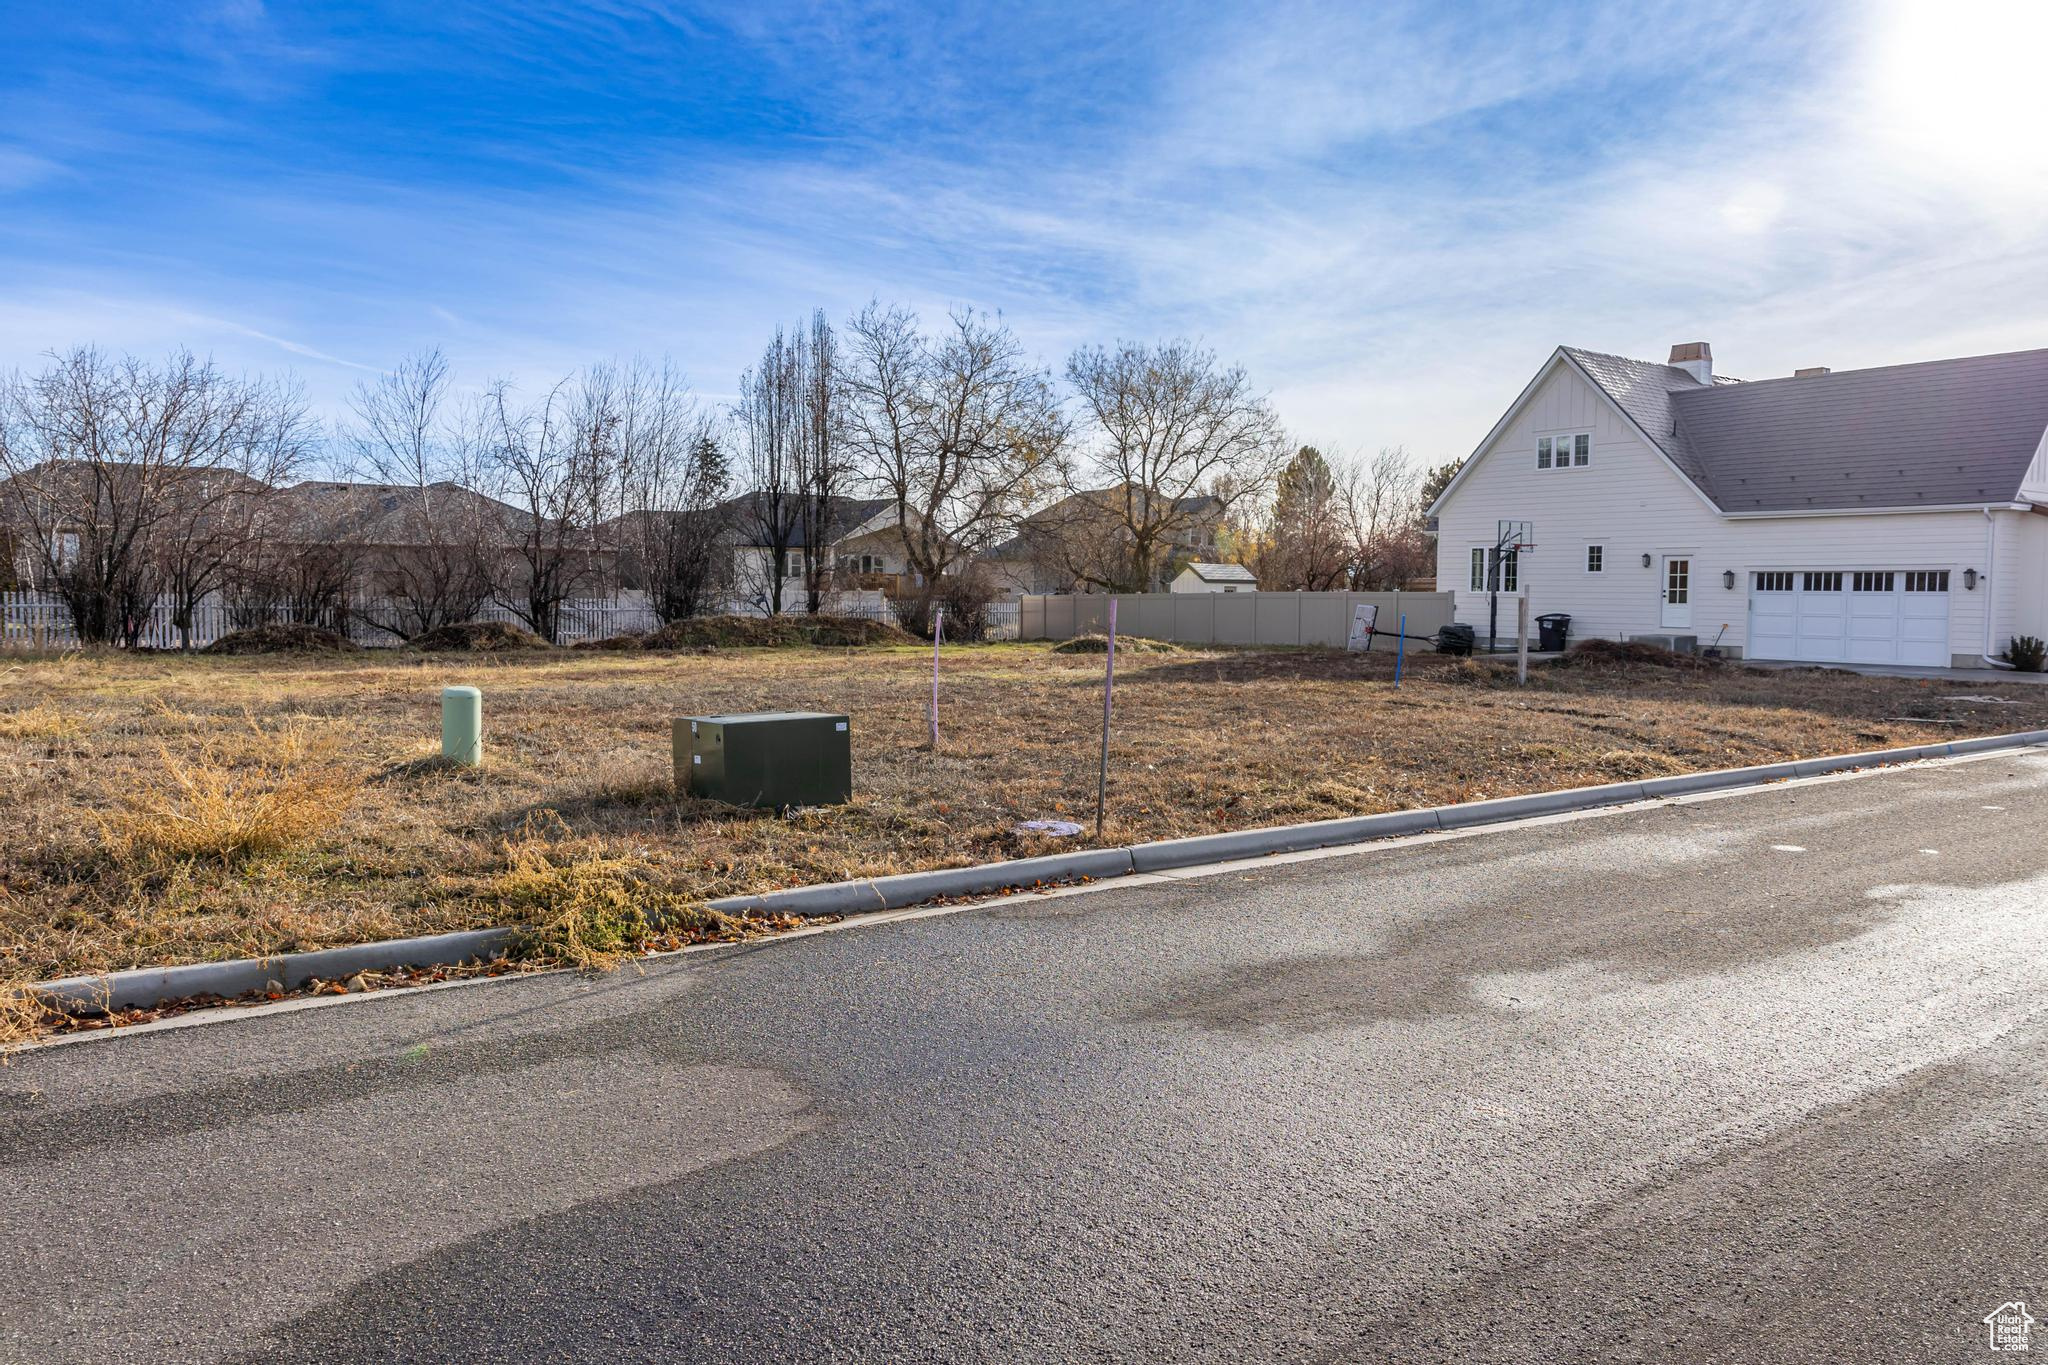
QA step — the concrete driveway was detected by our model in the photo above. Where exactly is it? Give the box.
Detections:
[3,752,2045,1363]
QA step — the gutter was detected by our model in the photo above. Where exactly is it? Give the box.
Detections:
[1982,507,2015,670]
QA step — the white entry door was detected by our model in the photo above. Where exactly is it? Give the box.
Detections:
[1659,556,1693,629]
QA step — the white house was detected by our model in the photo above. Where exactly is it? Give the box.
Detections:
[1429,342,2048,667]
[1169,562,1257,594]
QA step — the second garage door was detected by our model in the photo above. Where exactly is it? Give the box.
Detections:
[1748,570,1950,666]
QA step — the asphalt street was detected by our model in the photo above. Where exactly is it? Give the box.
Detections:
[3,751,2045,1363]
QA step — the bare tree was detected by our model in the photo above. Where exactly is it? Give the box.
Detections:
[609,360,729,623]
[793,310,847,615]
[0,346,312,645]
[481,367,618,644]
[1341,446,1430,589]
[1061,340,1285,592]
[340,350,498,640]
[841,303,1065,631]
[152,377,318,648]
[736,330,805,615]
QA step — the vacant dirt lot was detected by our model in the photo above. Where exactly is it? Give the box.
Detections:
[3,640,2044,989]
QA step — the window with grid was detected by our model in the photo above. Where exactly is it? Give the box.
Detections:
[1586,545,1603,573]
[1904,571,1950,592]
[1852,571,1895,592]
[1471,547,1518,591]
[1754,571,1794,592]
[1804,571,1843,592]
[1537,432,1591,471]
[1665,558,1688,603]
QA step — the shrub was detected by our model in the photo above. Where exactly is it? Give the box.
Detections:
[1050,634,1177,655]
[0,703,83,742]
[98,719,361,864]
[204,624,357,655]
[586,614,915,650]
[411,621,549,652]
[2007,635,2047,672]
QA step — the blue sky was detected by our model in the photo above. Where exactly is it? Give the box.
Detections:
[4,0,2045,468]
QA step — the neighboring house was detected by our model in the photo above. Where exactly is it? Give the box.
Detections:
[981,486,1225,597]
[0,460,273,590]
[721,494,929,609]
[1429,341,2048,667]
[1170,562,1257,593]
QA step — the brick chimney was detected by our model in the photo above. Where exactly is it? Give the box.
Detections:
[1668,342,1713,385]
[1794,366,1830,378]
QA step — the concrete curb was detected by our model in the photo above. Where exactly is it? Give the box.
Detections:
[28,728,2048,1016]
[33,928,518,1013]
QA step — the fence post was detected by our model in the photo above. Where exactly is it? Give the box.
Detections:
[1395,613,1406,688]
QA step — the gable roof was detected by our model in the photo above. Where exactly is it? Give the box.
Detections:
[717,493,893,549]
[1180,561,1256,583]
[1670,348,2048,512]
[1438,343,2048,519]
[1560,348,1723,500]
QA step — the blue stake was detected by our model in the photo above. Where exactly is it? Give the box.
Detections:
[1394,614,1406,688]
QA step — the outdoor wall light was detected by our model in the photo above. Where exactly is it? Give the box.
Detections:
[1641,553,1653,568]
[1965,568,1979,590]
[1722,570,1736,590]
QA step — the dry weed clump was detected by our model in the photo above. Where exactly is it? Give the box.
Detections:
[0,703,84,742]
[98,718,361,864]
[489,833,742,969]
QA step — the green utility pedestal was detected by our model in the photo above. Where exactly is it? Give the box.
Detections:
[675,712,850,809]
[441,686,482,766]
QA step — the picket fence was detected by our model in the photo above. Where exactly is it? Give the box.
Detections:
[0,592,664,651]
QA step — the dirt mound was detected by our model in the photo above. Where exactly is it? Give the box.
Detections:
[1553,638,1720,671]
[597,615,917,650]
[410,621,549,652]
[202,624,357,655]
[1050,634,1178,655]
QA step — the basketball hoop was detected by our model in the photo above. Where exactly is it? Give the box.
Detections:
[1497,519,1535,554]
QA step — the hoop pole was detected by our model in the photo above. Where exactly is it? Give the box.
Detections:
[1395,613,1406,688]
[1517,594,1530,684]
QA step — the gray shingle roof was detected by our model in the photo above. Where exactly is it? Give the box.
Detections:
[1184,561,1256,583]
[1563,345,2048,513]
[1560,348,1718,499]
[1670,348,2048,512]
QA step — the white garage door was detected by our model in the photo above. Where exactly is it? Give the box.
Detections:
[1748,570,1950,666]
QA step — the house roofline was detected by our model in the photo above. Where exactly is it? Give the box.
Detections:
[1426,347,1721,520]
[1721,501,2030,519]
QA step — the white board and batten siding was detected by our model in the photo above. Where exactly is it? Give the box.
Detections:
[1434,360,2020,665]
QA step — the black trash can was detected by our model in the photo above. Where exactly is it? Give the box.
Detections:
[1536,613,1572,652]
[1435,622,1476,656]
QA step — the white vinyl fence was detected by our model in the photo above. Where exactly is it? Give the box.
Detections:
[1019,590,1458,648]
[1,591,665,651]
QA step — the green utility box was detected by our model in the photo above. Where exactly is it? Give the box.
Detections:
[674,711,852,809]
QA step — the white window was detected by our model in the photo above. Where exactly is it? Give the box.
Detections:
[1904,571,1949,592]
[1586,545,1603,573]
[1537,432,1591,471]
[52,529,81,569]
[1755,571,1794,592]
[1471,546,1518,592]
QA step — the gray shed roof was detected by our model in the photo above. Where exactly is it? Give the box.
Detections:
[1565,345,2048,513]
[1183,561,1257,583]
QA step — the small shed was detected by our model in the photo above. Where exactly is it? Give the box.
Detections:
[1170,562,1258,594]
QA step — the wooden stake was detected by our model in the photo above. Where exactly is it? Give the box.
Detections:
[1517,594,1530,684]
[929,606,944,749]
[1096,598,1117,839]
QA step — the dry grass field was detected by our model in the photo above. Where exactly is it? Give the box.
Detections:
[4,638,2044,1004]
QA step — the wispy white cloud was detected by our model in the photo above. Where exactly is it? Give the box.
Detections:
[2,0,2044,473]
